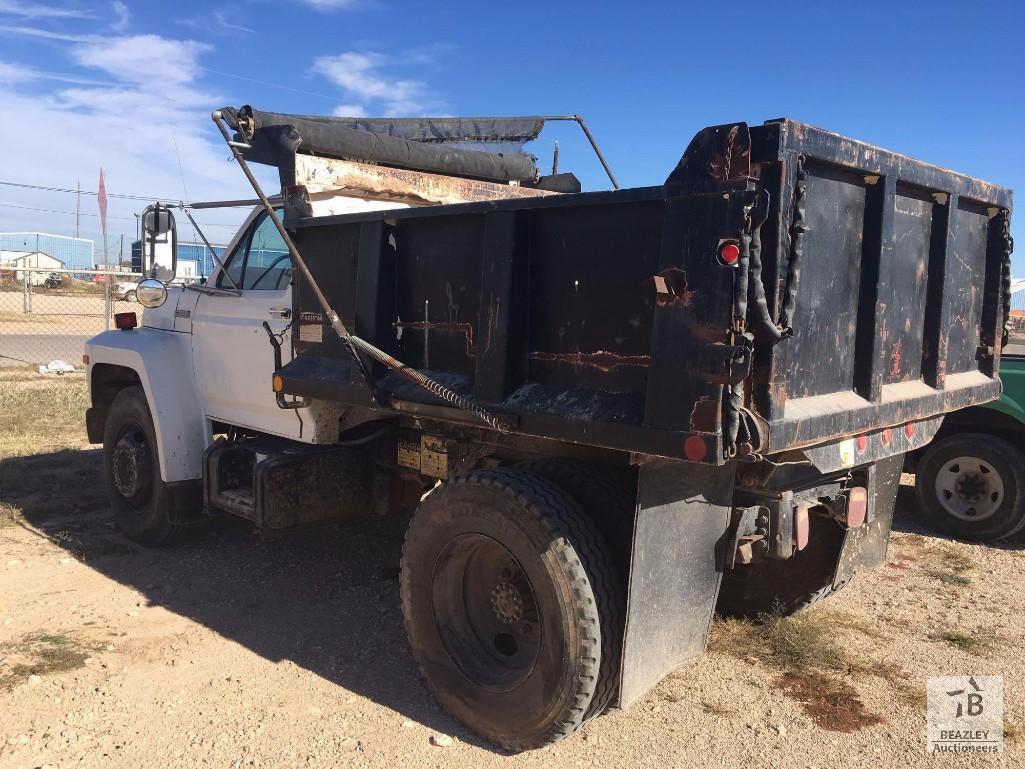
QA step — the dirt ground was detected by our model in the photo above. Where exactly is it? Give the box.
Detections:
[1,372,1023,769]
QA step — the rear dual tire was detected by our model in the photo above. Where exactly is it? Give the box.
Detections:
[400,467,622,751]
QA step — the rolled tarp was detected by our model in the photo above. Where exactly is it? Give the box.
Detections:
[221,105,541,183]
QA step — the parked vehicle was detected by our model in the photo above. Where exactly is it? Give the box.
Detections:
[43,272,62,289]
[83,107,1012,751]
[113,280,139,301]
[913,354,1025,542]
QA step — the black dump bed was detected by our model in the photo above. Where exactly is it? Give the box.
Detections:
[277,118,1013,464]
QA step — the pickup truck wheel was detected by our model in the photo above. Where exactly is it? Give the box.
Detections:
[102,386,177,546]
[715,516,847,620]
[400,468,620,751]
[915,433,1025,542]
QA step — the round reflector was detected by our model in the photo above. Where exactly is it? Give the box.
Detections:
[683,435,707,462]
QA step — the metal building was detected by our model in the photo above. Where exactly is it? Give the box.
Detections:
[0,232,94,270]
[131,240,228,278]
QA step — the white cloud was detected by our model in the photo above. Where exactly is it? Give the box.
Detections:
[0,59,37,82]
[110,0,128,31]
[72,34,210,84]
[312,51,440,116]
[301,0,358,10]
[0,1,93,19]
[0,29,274,257]
[0,23,89,40]
[332,103,367,118]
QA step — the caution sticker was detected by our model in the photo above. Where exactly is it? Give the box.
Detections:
[298,323,323,344]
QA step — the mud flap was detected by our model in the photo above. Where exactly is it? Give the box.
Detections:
[616,460,735,708]
[833,453,904,586]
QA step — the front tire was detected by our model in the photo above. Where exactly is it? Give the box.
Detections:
[102,386,178,546]
[399,468,621,751]
[915,432,1025,542]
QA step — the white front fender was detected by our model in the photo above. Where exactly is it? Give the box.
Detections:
[86,328,208,483]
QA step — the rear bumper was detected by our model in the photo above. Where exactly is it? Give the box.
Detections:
[769,371,999,455]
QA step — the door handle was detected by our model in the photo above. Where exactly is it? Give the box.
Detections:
[268,308,291,319]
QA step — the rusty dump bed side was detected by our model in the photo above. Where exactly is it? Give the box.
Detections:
[277,118,1013,464]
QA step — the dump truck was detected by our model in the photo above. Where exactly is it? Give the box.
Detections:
[83,107,1013,751]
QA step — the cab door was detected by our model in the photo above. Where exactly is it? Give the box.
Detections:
[191,209,308,438]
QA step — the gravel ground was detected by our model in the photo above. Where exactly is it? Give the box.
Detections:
[1,378,1023,768]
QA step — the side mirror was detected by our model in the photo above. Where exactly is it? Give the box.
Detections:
[141,203,177,282]
[136,278,168,308]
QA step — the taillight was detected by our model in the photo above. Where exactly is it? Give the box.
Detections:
[881,428,892,445]
[114,312,137,330]
[905,421,916,439]
[856,434,868,453]
[717,240,741,266]
[847,487,868,528]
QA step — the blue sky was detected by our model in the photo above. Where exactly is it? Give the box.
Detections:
[0,0,1022,271]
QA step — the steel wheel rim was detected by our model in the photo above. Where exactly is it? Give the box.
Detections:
[111,422,153,513]
[431,534,541,692]
[934,455,1004,522]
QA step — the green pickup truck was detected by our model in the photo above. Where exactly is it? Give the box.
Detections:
[914,354,1025,542]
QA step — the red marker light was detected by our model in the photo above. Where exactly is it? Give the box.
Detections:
[114,312,137,331]
[684,435,707,462]
[718,241,741,266]
[905,421,916,439]
[881,428,892,445]
[856,434,868,453]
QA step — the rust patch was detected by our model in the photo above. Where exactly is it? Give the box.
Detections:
[689,397,720,432]
[777,671,886,732]
[529,350,651,372]
[394,321,476,357]
[889,339,903,380]
[652,267,697,307]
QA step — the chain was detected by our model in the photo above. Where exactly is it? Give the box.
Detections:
[1000,208,1014,345]
[779,154,808,332]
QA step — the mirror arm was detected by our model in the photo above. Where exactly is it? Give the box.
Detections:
[180,205,240,291]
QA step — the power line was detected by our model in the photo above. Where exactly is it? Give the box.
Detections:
[0,179,192,204]
[0,200,137,221]
[0,200,245,227]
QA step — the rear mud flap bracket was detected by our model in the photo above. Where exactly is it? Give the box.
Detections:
[832,453,903,587]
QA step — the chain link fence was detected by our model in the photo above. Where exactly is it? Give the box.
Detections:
[0,267,148,369]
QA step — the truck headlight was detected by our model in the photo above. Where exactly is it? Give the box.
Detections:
[136,279,168,308]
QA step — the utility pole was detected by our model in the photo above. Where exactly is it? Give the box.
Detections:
[75,180,80,237]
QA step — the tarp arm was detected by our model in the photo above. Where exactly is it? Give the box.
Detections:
[210,109,506,432]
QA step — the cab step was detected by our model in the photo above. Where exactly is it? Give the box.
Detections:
[203,437,373,528]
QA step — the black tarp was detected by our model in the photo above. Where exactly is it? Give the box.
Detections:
[221,105,541,183]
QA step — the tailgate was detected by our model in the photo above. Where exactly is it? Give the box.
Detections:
[751,119,1012,453]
